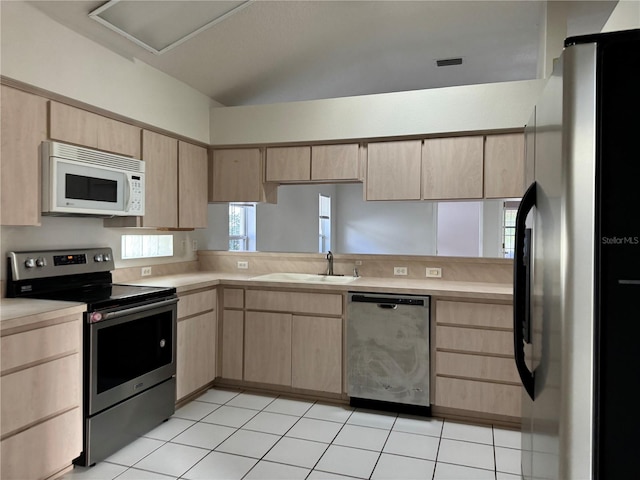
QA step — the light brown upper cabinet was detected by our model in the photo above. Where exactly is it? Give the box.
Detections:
[365,140,422,200]
[178,141,208,228]
[422,136,484,200]
[265,146,311,182]
[209,148,277,203]
[49,101,141,158]
[141,130,179,228]
[1,86,47,226]
[311,144,360,181]
[484,133,525,198]
[265,144,361,183]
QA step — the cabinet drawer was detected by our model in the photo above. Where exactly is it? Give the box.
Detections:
[436,325,513,356]
[178,289,215,319]
[436,300,512,329]
[1,318,81,373]
[224,288,244,309]
[246,290,342,316]
[435,376,521,417]
[1,407,81,480]
[436,351,519,383]
[1,353,81,436]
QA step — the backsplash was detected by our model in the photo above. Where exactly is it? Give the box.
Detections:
[197,251,513,284]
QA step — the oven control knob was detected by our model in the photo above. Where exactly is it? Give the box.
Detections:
[24,258,36,269]
[103,253,112,262]
[35,257,47,267]
[94,254,104,262]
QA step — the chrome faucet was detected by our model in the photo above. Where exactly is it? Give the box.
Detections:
[326,251,334,276]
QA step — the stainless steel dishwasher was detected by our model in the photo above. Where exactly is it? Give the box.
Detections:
[347,292,431,413]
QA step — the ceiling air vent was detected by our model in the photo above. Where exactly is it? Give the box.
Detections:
[436,58,463,67]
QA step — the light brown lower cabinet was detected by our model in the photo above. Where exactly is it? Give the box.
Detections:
[176,289,217,401]
[434,299,520,420]
[244,311,292,386]
[224,288,343,395]
[221,309,244,380]
[0,313,83,480]
[292,315,342,394]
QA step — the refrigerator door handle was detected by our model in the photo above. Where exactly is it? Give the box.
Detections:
[514,181,536,400]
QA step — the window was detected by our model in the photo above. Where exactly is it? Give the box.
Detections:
[121,235,173,259]
[319,194,331,253]
[229,203,256,251]
[502,201,520,258]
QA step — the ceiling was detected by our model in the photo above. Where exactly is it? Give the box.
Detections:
[29,1,617,107]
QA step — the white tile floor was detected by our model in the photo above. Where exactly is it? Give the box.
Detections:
[62,388,522,480]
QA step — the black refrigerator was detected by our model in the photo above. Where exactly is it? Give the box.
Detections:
[513,29,640,479]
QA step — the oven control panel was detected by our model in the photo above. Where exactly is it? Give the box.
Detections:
[8,248,115,281]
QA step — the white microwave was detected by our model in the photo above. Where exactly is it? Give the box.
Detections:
[42,141,145,217]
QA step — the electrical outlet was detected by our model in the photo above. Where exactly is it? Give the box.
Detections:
[426,267,442,278]
[355,260,363,266]
[393,266,408,276]
[192,240,198,251]
[141,266,152,277]
[237,261,249,269]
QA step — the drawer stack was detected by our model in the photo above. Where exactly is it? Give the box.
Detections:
[1,314,83,480]
[434,300,521,419]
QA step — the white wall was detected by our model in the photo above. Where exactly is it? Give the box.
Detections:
[436,202,482,257]
[334,184,437,255]
[602,1,640,32]
[210,79,545,145]
[0,1,215,142]
[257,185,337,253]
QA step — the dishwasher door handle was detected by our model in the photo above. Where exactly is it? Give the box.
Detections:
[377,303,398,309]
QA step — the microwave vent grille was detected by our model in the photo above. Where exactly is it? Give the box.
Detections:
[50,142,144,173]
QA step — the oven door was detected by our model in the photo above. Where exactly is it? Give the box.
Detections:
[88,297,177,415]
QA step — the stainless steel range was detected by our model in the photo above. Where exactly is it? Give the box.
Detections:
[6,247,177,467]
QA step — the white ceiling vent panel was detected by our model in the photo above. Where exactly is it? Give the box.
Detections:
[89,0,252,55]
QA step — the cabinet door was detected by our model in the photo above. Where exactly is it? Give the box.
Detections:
[222,310,244,380]
[422,136,483,199]
[244,311,292,386]
[177,311,216,400]
[49,101,99,148]
[292,316,342,394]
[484,133,525,198]
[142,130,178,228]
[366,140,422,200]
[50,101,141,157]
[178,141,208,228]
[98,116,141,158]
[1,86,47,226]
[210,148,264,202]
[266,146,311,182]
[311,144,360,181]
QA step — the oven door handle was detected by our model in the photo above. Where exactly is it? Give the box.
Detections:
[98,297,178,321]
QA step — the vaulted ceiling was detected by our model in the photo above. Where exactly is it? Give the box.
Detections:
[29,1,617,106]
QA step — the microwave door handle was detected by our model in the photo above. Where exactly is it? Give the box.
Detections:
[124,174,132,212]
[513,181,536,400]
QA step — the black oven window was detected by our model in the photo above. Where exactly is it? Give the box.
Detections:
[97,310,173,394]
[66,174,118,203]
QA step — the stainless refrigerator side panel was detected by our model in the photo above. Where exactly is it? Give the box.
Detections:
[521,106,536,480]
[528,62,564,480]
[559,42,597,480]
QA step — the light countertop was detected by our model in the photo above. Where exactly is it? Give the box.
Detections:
[1,271,512,329]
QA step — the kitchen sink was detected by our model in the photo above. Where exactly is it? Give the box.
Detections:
[250,272,358,284]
